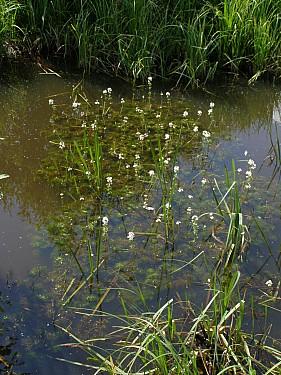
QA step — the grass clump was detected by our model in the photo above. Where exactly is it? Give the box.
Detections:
[58,271,281,374]
[0,0,21,57]
[1,0,281,85]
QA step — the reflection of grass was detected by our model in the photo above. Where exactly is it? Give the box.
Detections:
[266,124,281,187]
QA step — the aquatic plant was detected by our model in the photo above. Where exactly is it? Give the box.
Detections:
[37,83,281,374]
[57,272,281,374]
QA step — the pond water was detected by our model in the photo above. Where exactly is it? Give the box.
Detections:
[0,65,280,374]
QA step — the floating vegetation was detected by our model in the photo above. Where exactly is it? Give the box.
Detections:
[35,79,281,373]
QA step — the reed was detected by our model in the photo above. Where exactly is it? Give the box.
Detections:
[58,271,281,374]
[1,0,281,85]
[0,0,21,55]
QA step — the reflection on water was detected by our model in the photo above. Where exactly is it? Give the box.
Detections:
[0,204,42,280]
[0,65,280,373]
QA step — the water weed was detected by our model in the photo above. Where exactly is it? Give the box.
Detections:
[36,82,281,373]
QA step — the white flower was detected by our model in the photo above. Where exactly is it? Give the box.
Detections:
[244,150,248,156]
[197,110,202,116]
[72,101,80,108]
[237,168,242,173]
[106,176,113,185]
[193,126,199,132]
[174,165,179,173]
[183,111,189,118]
[94,100,100,105]
[165,134,170,140]
[127,231,135,241]
[59,141,65,149]
[107,87,112,94]
[118,153,124,160]
[201,178,207,185]
[245,170,252,178]
[85,171,91,176]
[176,220,181,225]
[148,76,152,83]
[145,206,154,211]
[202,130,211,138]
[102,89,107,95]
[186,207,192,213]
[178,187,183,192]
[188,194,193,199]
[165,202,171,209]
[248,159,256,170]
[148,170,155,177]
[191,215,198,222]
[121,98,125,104]
[48,98,54,105]
[102,216,109,226]
[80,197,85,201]
[210,102,215,108]
[166,92,171,97]
[136,107,144,114]
[208,108,213,115]
[209,213,214,220]
[265,279,273,287]
[245,183,251,189]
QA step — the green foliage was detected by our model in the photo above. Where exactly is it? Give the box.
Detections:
[1,0,281,85]
[0,0,21,55]
[59,273,281,374]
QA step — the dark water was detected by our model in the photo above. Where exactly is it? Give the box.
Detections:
[0,66,280,374]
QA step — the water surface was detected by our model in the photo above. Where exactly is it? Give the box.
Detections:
[0,66,280,374]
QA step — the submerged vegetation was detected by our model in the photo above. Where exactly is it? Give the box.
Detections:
[0,43,281,373]
[30,80,280,374]
[1,0,281,85]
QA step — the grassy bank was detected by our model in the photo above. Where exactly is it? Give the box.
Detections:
[1,0,281,86]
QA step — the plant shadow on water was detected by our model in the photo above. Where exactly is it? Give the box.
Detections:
[0,69,280,373]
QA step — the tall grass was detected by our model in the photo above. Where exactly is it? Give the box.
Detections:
[58,271,281,374]
[0,0,21,55]
[1,0,280,85]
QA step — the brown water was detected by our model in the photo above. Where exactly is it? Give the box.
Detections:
[0,65,280,374]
